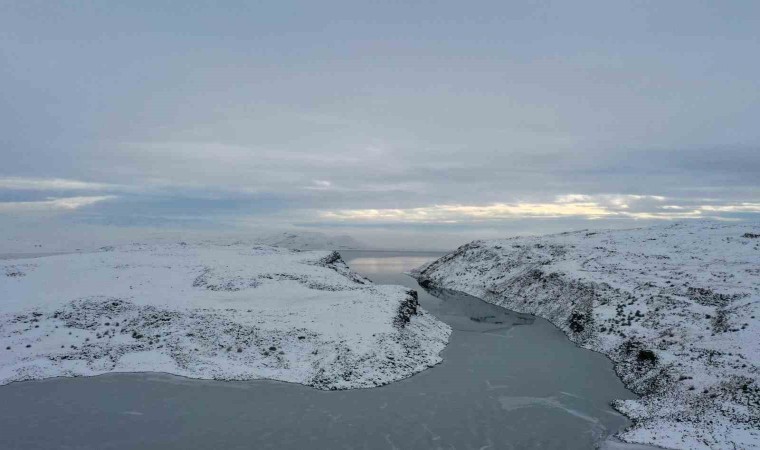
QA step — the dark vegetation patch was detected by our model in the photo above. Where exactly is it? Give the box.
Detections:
[568,311,588,333]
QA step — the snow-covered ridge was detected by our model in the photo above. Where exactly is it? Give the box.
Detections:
[413,221,759,450]
[0,243,450,389]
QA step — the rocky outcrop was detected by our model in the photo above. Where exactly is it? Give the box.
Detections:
[393,290,420,329]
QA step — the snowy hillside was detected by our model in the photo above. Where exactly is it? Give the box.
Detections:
[0,243,449,389]
[413,221,759,450]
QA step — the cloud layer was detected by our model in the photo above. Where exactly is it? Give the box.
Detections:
[0,2,758,248]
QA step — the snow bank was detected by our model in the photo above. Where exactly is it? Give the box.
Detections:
[413,221,759,449]
[0,243,450,389]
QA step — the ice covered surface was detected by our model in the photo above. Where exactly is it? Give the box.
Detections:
[0,243,450,389]
[413,221,759,449]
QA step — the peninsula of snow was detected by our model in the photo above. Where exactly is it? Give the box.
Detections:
[0,243,450,389]
[413,221,759,450]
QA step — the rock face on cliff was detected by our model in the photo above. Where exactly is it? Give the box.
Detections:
[0,243,450,390]
[413,221,759,449]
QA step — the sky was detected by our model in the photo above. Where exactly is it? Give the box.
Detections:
[1,1,759,250]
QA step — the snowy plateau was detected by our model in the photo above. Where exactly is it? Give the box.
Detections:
[414,221,759,450]
[0,243,450,390]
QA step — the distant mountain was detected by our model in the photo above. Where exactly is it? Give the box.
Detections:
[0,225,368,254]
[253,231,367,250]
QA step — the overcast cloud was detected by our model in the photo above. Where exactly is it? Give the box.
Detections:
[1,1,758,249]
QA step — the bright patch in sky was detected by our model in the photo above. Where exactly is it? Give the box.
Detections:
[0,196,116,213]
[319,195,757,223]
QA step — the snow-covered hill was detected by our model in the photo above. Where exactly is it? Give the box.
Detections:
[0,243,449,389]
[413,221,759,450]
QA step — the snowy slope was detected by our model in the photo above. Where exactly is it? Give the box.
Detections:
[413,221,759,450]
[0,244,450,389]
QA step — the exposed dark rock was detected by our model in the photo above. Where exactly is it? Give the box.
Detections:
[393,290,419,328]
[637,349,657,363]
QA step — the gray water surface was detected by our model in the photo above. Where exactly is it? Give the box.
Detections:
[0,250,640,449]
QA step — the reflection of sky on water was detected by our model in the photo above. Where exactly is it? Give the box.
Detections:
[347,256,437,275]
